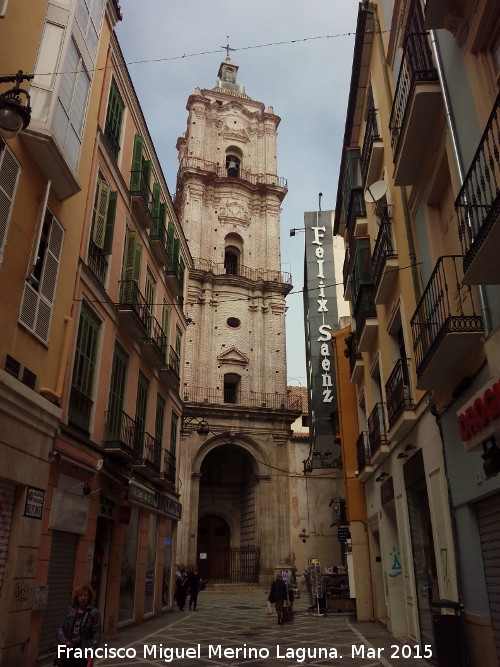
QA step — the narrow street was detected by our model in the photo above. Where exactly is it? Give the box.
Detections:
[46,593,435,667]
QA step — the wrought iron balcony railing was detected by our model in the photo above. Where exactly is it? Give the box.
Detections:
[129,170,154,225]
[68,385,93,432]
[150,217,171,259]
[356,431,370,473]
[166,255,185,291]
[103,410,143,458]
[354,284,377,334]
[389,32,438,161]
[455,92,500,276]
[142,315,168,360]
[118,280,150,330]
[183,386,301,411]
[193,258,292,284]
[164,345,180,379]
[368,403,388,455]
[385,358,414,427]
[346,188,367,246]
[143,432,161,470]
[87,238,108,287]
[410,255,484,378]
[360,108,381,184]
[371,212,396,284]
[178,156,287,189]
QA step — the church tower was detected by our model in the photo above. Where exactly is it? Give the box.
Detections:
[175,56,300,582]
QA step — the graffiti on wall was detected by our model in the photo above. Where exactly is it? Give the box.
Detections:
[388,547,402,578]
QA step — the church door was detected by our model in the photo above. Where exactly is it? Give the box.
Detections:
[197,515,230,581]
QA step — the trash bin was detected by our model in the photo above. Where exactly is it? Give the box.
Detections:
[431,599,466,667]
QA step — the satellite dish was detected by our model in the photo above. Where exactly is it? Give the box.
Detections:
[364,179,388,204]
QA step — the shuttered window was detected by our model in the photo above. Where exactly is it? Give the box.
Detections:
[90,175,116,254]
[0,144,21,265]
[19,209,64,343]
[135,371,149,438]
[106,342,128,441]
[170,412,178,459]
[162,300,171,350]
[71,303,100,397]
[155,393,166,445]
[104,79,125,159]
[120,229,142,303]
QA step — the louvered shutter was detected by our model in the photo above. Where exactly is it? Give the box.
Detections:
[0,145,21,263]
[103,191,117,254]
[92,179,110,248]
[19,214,64,343]
[130,134,143,192]
[167,222,174,265]
[151,183,161,233]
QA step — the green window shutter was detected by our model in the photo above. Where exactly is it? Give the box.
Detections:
[122,229,137,283]
[155,393,166,444]
[159,203,167,226]
[151,183,161,226]
[167,222,174,265]
[105,79,125,158]
[107,342,128,440]
[103,191,117,255]
[135,370,149,434]
[162,301,170,348]
[130,134,144,191]
[133,242,142,284]
[170,412,178,458]
[142,159,152,196]
[72,302,101,398]
[173,238,180,262]
[92,178,111,248]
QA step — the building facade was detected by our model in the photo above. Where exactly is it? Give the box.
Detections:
[0,3,191,664]
[335,1,499,664]
[175,57,301,583]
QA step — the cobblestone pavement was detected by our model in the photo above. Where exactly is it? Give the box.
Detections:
[49,593,436,667]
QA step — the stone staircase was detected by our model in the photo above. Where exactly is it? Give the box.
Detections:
[202,582,268,594]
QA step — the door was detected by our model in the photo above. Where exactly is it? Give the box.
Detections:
[197,515,230,581]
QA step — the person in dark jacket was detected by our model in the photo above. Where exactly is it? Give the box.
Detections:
[268,574,287,625]
[187,564,202,611]
[175,569,189,611]
[56,584,102,666]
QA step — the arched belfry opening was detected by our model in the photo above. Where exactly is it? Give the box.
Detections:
[196,443,260,582]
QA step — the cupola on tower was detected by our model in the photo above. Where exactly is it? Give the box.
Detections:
[174,56,301,583]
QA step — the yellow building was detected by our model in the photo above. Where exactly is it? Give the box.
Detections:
[335,1,499,663]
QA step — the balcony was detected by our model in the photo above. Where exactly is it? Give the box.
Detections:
[67,386,93,433]
[342,249,352,300]
[354,285,378,352]
[348,331,364,383]
[117,280,150,339]
[154,448,176,486]
[159,346,181,387]
[140,316,167,366]
[389,32,441,185]
[166,255,185,297]
[360,109,384,187]
[356,431,373,483]
[130,171,153,230]
[193,258,292,285]
[455,93,500,285]
[183,386,301,411]
[385,358,416,442]
[410,255,484,390]
[132,432,161,478]
[103,410,142,461]
[150,218,171,267]
[177,156,287,199]
[368,403,389,467]
[346,188,368,245]
[87,239,108,287]
[372,210,399,304]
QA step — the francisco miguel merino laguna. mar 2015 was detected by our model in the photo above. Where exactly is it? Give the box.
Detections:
[57,643,434,662]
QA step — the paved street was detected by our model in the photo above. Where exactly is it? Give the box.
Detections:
[49,593,436,667]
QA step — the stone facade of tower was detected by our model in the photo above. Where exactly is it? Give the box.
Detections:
[174,59,300,582]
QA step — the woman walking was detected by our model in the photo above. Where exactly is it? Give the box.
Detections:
[56,584,102,666]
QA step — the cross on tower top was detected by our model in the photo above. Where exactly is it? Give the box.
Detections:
[221,37,235,60]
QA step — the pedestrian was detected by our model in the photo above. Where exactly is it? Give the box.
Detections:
[175,569,188,611]
[55,584,102,666]
[268,574,287,625]
[187,564,202,611]
[285,567,297,621]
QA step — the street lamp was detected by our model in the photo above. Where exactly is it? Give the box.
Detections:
[181,416,210,436]
[0,70,34,140]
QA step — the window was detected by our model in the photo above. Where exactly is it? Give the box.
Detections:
[162,300,171,350]
[130,134,152,197]
[0,144,21,265]
[30,22,65,123]
[19,208,64,343]
[106,343,128,440]
[87,173,116,285]
[155,394,166,445]
[68,302,101,431]
[170,412,179,459]
[224,249,238,275]
[104,79,125,160]
[144,267,156,317]
[175,327,182,366]
[52,38,91,170]
[223,373,240,404]
[226,154,240,177]
[121,229,142,303]
[135,370,149,437]
[227,317,240,328]
[75,0,105,63]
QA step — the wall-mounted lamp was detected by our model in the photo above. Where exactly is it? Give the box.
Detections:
[397,452,408,460]
[0,70,34,140]
[405,444,416,452]
[289,227,305,237]
[303,450,342,474]
[375,472,389,483]
[299,528,310,543]
[182,416,210,436]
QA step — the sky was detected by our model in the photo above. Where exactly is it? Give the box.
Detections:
[115,0,359,386]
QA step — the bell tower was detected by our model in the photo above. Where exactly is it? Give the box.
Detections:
[175,58,300,583]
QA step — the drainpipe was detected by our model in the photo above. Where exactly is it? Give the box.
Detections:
[430,30,491,336]
[368,5,422,303]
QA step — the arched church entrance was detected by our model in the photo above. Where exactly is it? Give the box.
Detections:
[197,444,260,583]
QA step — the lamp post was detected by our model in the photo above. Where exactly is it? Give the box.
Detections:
[181,416,210,436]
[0,70,34,140]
